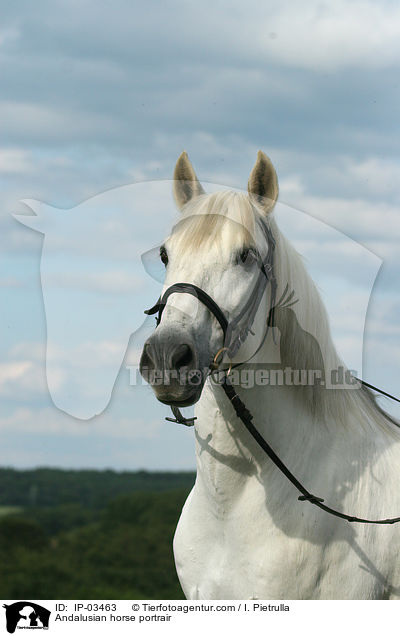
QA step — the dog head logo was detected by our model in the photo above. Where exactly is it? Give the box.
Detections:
[3,602,51,633]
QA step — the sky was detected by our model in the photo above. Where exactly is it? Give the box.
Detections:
[1,0,400,470]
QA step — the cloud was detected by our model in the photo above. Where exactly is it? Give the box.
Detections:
[44,270,144,294]
[278,176,400,249]
[0,148,33,175]
[0,359,49,399]
[0,361,32,384]
[5,0,399,73]
[254,0,400,71]
[0,1,398,161]
[0,405,163,440]
[0,276,25,288]
[0,26,19,48]
[345,157,400,200]
[0,100,118,146]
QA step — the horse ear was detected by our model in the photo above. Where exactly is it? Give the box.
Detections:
[248,151,279,215]
[173,151,205,210]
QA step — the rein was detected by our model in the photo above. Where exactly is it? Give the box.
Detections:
[220,374,400,525]
[144,221,400,525]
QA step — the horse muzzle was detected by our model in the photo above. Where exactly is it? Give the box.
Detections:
[139,330,205,406]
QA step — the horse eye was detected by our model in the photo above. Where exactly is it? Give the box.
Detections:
[160,245,169,267]
[238,247,257,265]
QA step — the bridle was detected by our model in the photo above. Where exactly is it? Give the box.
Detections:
[144,220,400,525]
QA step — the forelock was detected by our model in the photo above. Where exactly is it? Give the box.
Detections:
[167,190,263,259]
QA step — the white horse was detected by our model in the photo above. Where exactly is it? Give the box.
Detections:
[140,151,400,599]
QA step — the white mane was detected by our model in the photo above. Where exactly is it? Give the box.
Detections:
[272,219,399,434]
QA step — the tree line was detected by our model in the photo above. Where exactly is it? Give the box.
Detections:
[0,468,196,599]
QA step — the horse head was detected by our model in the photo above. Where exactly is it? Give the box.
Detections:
[139,151,279,406]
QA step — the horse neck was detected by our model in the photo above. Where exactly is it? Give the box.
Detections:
[195,363,335,517]
[195,348,390,521]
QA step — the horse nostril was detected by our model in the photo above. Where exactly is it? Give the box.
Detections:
[140,342,157,370]
[170,344,194,371]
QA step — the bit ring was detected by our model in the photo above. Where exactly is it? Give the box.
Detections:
[211,347,232,377]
